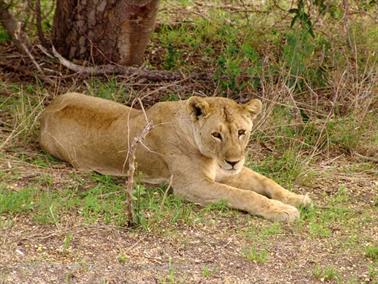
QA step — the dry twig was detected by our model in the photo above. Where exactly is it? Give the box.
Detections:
[125,120,154,226]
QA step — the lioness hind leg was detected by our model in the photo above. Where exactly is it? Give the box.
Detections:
[219,167,313,208]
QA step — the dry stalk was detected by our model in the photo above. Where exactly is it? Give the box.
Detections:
[159,175,174,211]
[125,120,154,226]
[306,70,347,163]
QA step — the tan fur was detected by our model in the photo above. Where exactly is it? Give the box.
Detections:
[40,93,312,222]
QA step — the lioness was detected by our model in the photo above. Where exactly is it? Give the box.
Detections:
[40,93,312,222]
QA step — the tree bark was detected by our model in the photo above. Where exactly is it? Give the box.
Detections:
[52,0,159,66]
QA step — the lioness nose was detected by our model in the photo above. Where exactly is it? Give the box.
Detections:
[225,160,239,167]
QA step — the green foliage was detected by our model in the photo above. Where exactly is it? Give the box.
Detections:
[290,0,344,37]
[164,43,181,70]
[0,26,10,43]
[283,30,314,73]
[327,116,365,153]
[289,0,315,37]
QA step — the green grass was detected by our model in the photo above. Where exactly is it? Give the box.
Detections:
[298,186,354,238]
[313,265,341,282]
[249,148,305,189]
[159,257,176,284]
[0,186,35,214]
[365,246,378,262]
[243,223,282,242]
[201,265,217,278]
[243,246,269,264]
[0,169,200,229]
[63,232,73,252]
[368,264,378,283]
[86,78,127,102]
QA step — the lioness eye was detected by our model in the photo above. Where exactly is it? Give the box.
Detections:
[238,129,246,136]
[211,132,222,141]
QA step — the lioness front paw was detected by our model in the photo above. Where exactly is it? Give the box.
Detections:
[286,193,313,208]
[266,201,300,223]
[300,194,313,208]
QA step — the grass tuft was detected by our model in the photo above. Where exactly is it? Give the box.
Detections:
[243,246,269,264]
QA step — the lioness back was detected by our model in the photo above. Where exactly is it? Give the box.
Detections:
[40,93,141,173]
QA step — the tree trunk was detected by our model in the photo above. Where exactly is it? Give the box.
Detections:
[52,0,159,66]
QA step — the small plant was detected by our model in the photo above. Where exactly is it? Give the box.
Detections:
[117,254,128,264]
[0,26,10,43]
[162,257,175,284]
[313,265,340,282]
[201,265,216,278]
[243,247,269,264]
[164,43,181,70]
[63,232,73,252]
[368,264,378,282]
[365,246,378,262]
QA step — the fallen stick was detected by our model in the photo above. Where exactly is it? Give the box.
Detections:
[52,46,210,82]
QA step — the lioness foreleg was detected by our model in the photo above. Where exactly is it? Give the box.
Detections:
[172,177,300,222]
[219,167,312,208]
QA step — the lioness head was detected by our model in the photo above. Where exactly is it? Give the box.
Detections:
[187,96,262,174]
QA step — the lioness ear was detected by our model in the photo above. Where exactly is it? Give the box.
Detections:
[187,96,210,121]
[244,99,262,119]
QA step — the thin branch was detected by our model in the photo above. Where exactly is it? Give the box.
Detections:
[354,152,378,163]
